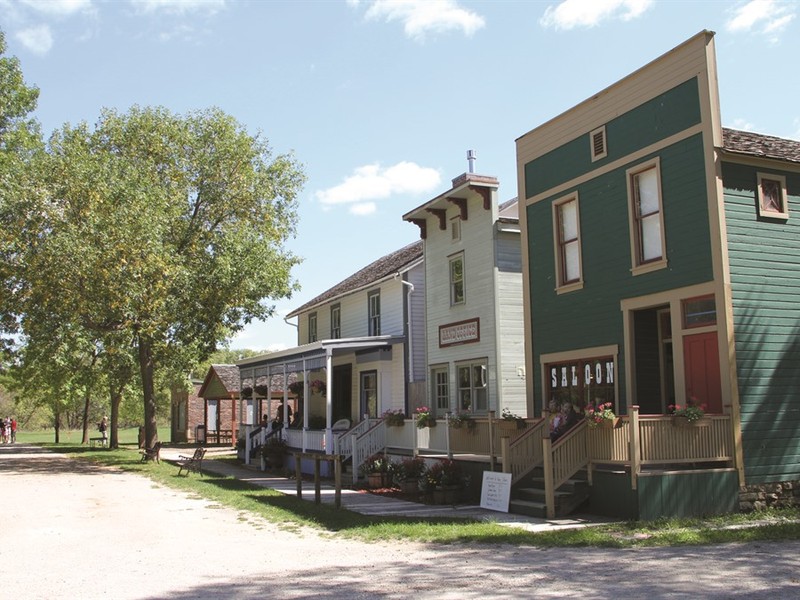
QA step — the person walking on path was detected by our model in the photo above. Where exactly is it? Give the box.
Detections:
[98,416,108,447]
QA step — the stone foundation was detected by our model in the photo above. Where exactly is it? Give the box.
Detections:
[739,480,800,511]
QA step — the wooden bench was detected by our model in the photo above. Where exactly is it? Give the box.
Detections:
[177,447,206,476]
[90,437,107,448]
[139,441,162,463]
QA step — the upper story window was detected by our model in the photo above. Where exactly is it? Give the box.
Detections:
[449,253,465,306]
[590,125,607,162]
[553,193,583,292]
[308,312,317,343]
[627,158,667,274]
[368,290,381,336]
[451,217,461,242]
[457,361,487,413]
[757,172,789,219]
[330,304,341,339]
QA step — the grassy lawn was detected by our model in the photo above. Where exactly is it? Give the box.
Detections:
[32,442,800,547]
[16,427,171,445]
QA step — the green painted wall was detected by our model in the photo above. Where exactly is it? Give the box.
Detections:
[524,78,702,199]
[723,162,800,483]
[527,134,712,412]
[637,470,738,519]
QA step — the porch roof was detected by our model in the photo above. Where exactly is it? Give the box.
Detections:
[235,335,406,373]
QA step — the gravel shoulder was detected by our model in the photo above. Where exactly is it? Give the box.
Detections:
[2,444,798,599]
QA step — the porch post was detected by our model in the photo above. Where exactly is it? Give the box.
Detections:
[488,410,496,470]
[542,437,555,519]
[302,359,308,453]
[629,405,640,490]
[325,349,333,454]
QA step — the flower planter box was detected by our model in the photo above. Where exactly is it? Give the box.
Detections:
[598,417,621,429]
[498,420,526,431]
[672,416,710,428]
[399,480,419,495]
[368,472,390,489]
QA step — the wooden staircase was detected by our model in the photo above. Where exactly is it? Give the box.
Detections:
[509,467,590,519]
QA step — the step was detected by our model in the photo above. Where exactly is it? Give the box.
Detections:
[508,498,548,519]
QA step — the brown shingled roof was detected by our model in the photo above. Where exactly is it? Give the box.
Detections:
[722,127,800,164]
[287,240,423,317]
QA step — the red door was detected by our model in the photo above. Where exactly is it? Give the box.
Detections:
[683,332,722,413]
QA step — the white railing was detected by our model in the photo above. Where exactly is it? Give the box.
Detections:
[351,420,387,485]
[334,418,373,460]
[500,419,548,484]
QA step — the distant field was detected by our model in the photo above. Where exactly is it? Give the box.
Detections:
[14,427,171,446]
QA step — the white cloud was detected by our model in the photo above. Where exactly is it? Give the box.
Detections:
[354,0,485,41]
[350,202,378,216]
[726,0,796,36]
[730,117,757,131]
[20,0,92,16]
[540,0,653,30]
[315,161,441,210]
[15,24,54,55]
[130,0,226,15]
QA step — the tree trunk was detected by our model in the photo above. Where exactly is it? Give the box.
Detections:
[109,381,123,450]
[81,387,91,444]
[137,334,159,449]
[53,408,60,444]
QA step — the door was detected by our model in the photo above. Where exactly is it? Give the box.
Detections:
[332,365,352,422]
[683,332,721,413]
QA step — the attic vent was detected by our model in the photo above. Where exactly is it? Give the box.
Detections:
[590,126,607,161]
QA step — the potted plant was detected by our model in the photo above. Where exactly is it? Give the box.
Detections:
[240,386,253,398]
[360,453,391,488]
[585,402,619,428]
[448,412,477,432]
[499,408,527,430]
[415,406,436,428]
[382,409,406,427]
[254,384,271,397]
[288,381,304,398]
[669,402,708,427]
[427,459,463,504]
[391,456,426,495]
[260,436,288,470]
[309,379,326,396]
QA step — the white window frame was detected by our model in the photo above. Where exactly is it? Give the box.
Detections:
[368,290,381,336]
[431,365,450,415]
[451,217,461,242]
[627,158,667,275]
[456,360,488,414]
[449,252,465,306]
[756,172,789,219]
[330,304,341,339]
[552,193,583,294]
[308,312,317,343]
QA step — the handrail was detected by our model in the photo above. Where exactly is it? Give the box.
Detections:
[351,420,387,485]
[542,420,589,519]
[502,418,548,484]
[334,418,372,461]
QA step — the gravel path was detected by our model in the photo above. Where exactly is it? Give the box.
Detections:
[2,443,798,599]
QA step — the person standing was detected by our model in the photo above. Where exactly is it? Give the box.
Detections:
[98,416,108,447]
[10,417,17,443]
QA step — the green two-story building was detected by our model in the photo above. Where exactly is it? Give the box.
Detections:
[516,30,799,518]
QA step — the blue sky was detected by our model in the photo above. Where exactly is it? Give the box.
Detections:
[2,0,798,352]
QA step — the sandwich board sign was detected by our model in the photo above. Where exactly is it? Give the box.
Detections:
[480,471,512,512]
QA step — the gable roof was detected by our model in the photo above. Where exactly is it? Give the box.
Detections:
[287,240,423,318]
[722,128,800,165]
[198,364,240,399]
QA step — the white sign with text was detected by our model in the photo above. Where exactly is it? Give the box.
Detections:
[480,471,512,513]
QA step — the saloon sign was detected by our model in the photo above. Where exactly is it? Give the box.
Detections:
[549,357,615,390]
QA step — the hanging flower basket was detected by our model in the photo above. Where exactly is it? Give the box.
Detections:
[672,415,710,428]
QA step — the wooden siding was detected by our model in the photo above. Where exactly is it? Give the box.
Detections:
[407,264,426,382]
[722,161,800,482]
[528,135,713,412]
[525,78,702,199]
[423,193,501,413]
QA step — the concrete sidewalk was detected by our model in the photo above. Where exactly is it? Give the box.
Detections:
[161,445,609,533]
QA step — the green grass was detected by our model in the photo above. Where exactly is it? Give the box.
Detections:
[51,444,800,547]
[16,427,171,445]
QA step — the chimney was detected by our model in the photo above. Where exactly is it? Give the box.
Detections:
[467,149,476,174]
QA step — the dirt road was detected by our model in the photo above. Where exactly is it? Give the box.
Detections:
[2,444,798,599]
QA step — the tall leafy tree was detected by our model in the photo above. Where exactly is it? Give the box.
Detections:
[34,106,305,448]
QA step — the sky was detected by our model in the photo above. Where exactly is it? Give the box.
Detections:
[2,0,799,353]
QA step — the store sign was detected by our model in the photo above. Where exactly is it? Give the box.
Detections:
[439,318,480,347]
[549,358,615,389]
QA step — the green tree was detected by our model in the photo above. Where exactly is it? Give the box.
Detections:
[34,106,304,448]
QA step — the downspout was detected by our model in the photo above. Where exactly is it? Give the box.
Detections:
[396,274,415,383]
